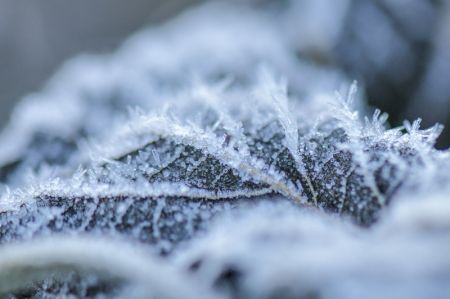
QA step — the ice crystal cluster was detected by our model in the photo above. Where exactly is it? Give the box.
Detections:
[0,2,449,299]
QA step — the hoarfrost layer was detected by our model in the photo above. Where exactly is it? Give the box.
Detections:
[0,2,449,299]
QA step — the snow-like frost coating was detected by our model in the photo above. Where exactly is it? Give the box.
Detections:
[0,236,220,299]
[176,200,450,299]
[0,1,344,189]
[0,1,449,299]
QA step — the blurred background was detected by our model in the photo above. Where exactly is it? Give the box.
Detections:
[0,0,203,128]
[1,0,450,146]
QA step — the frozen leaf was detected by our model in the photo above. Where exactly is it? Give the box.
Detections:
[0,2,449,298]
[0,2,345,189]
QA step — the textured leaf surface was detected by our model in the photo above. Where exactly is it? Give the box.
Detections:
[0,2,449,299]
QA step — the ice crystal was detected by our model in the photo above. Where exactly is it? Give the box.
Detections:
[0,2,449,299]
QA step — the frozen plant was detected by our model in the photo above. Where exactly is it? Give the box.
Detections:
[0,2,449,299]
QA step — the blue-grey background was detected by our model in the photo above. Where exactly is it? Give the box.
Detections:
[0,0,202,128]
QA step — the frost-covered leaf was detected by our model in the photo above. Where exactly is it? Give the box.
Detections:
[0,1,449,299]
[0,2,344,189]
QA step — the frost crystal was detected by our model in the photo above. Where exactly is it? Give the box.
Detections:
[0,2,449,299]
